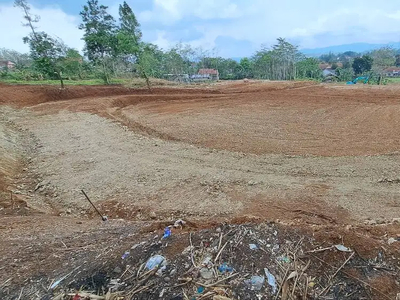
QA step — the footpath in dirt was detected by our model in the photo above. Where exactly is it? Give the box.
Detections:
[0,82,399,299]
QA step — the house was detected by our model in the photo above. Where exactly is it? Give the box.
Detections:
[197,68,219,81]
[0,60,16,69]
[384,67,400,77]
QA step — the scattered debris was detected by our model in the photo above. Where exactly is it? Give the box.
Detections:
[249,243,259,250]
[334,244,352,252]
[264,268,277,294]
[121,251,130,260]
[162,227,172,239]
[244,275,265,291]
[173,219,186,228]
[7,223,399,300]
[145,255,166,270]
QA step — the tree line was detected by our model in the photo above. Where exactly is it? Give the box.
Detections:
[1,0,399,86]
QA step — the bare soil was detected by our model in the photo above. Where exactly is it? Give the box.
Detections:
[0,81,399,299]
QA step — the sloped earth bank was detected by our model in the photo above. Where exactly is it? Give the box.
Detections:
[0,82,399,299]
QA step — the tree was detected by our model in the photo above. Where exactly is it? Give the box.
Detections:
[0,48,31,70]
[352,55,373,75]
[62,49,84,79]
[15,0,67,87]
[295,58,321,79]
[370,47,396,84]
[238,58,253,79]
[79,0,116,84]
[395,54,400,67]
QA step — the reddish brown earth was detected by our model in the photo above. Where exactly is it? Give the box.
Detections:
[0,81,399,298]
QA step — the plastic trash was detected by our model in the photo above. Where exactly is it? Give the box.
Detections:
[249,244,258,250]
[200,268,214,279]
[264,268,277,294]
[197,286,205,294]
[244,275,265,291]
[162,227,172,239]
[218,263,234,274]
[145,255,166,270]
[121,251,130,260]
[278,256,291,263]
[156,265,167,276]
[335,244,352,252]
[174,219,186,228]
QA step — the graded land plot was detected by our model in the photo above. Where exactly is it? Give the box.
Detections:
[0,81,400,299]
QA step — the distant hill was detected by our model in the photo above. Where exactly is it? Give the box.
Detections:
[301,42,400,56]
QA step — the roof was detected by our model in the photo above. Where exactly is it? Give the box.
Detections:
[198,68,219,75]
[384,67,400,72]
[0,60,15,65]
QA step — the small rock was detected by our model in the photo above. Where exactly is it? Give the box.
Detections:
[113,266,122,274]
[392,218,400,223]
[388,238,397,245]
[149,211,157,219]
[169,269,177,276]
[216,227,222,233]
[164,277,170,282]
[66,209,72,214]
[364,219,377,226]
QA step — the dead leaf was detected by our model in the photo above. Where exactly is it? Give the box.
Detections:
[287,271,298,280]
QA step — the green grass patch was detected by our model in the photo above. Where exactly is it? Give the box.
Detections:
[0,78,131,86]
[386,77,400,85]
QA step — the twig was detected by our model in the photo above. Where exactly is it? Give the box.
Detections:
[311,254,392,300]
[332,252,355,279]
[129,284,152,297]
[17,287,23,300]
[172,278,193,288]
[137,263,144,278]
[305,246,334,253]
[198,291,216,300]
[214,241,229,263]
[189,232,198,268]
[196,273,239,288]
[217,232,223,251]
[119,265,132,279]
[275,263,291,300]
[0,278,12,288]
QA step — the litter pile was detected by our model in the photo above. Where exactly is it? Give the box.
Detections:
[0,220,400,300]
[5,222,400,300]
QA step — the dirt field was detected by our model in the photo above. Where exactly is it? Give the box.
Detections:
[1,81,400,299]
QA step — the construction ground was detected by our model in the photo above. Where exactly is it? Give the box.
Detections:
[0,81,399,299]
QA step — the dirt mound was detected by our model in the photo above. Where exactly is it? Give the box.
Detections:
[0,84,222,108]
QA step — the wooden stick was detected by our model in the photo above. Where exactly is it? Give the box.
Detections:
[214,241,229,263]
[332,252,355,279]
[305,246,334,253]
[189,232,198,268]
[17,287,23,300]
[196,273,239,288]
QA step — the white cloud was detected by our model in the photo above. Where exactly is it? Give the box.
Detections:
[1,0,400,57]
[0,2,83,53]
[139,0,400,55]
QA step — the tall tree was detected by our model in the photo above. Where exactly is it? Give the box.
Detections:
[79,0,116,84]
[15,0,67,87]
[352,56,373,75]
[370,47,396,84]
[116,1,151,88]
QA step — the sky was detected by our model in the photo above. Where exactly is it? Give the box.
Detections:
[1,0,400,58]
